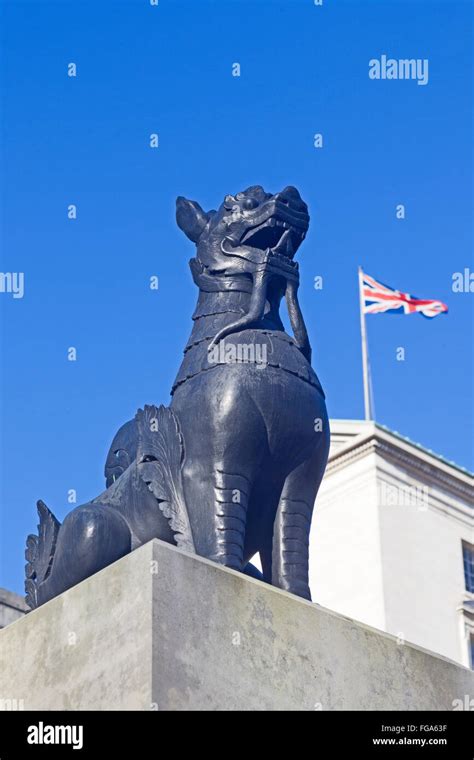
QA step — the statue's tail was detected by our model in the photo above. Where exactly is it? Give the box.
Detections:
[135,405,195,553]
[25,500,61,609]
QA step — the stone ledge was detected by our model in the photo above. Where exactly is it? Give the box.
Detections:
[0,539,472,710]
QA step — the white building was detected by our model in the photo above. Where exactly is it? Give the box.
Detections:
[0,588,27,630]
[310,420,474,668]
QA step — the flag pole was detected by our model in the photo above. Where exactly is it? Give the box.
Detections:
[358,266,372,421]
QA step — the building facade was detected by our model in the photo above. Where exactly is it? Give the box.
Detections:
[0,588,28,630]
[310,420,474,667]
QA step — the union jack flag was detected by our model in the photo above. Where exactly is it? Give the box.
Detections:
[362,271,448,319]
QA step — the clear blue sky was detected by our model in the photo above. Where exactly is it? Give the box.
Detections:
[1,0,472,594]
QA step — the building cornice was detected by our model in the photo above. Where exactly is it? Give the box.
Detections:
[326,424,474,505]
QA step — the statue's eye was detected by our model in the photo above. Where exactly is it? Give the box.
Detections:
[241,197,259,210]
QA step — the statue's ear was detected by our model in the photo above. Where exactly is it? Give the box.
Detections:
[176,196,210,243]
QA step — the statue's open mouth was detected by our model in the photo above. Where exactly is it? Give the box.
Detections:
[241,219,305,259]
[226,202,309,262]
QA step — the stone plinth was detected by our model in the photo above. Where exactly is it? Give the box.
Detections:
[0,540,472,710]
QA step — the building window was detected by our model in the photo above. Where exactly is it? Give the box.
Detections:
[470,634,474,670]
[462,541,474,593]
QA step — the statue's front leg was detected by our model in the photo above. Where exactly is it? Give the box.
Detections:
[272,442,328,601]
[173,368,265,571]
[213,469,251,569]
[272,494,313,600]
[179,459,251,571]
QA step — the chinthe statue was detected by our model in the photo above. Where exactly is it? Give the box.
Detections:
[25,185,329,608]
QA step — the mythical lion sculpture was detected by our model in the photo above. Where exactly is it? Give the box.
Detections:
[25,185,329,608]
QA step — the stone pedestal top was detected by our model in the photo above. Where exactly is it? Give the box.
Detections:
[0,540,472,710]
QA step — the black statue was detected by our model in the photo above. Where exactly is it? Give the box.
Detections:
[25,185,329,608]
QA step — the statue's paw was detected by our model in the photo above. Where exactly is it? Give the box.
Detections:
[277,577,312,602]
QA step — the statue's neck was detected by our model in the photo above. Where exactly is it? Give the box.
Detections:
[185,259,286,348]
[192,288,251,320]
[185,286,283,350]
